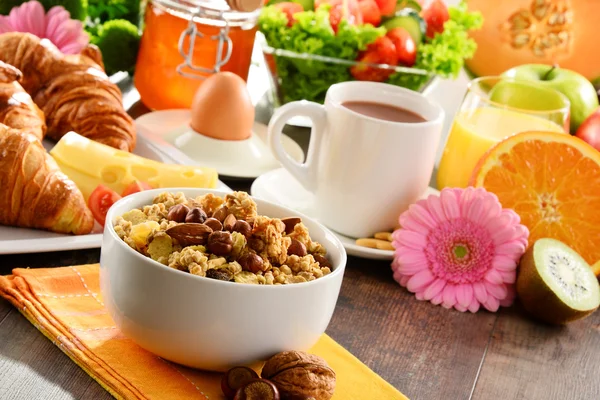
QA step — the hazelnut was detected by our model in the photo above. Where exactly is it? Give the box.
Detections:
[212,206,229,222]
[204,217,223,232]
[206,268,234,282]
[166,204,190,223]
[239,253,265,273]
[234,379,280,400]
[223,213,237,231]
[185,207,207,223]
[313,254,332,269]
[287,239,307,257]
[221,366,259,399]
[232,220,252,238]
[261,351,335,400]
[281,217,302,234]
[207,231,233,256]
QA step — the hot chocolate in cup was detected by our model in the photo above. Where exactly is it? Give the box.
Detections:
[268,82,445,238]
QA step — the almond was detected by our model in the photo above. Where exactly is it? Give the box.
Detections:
[166,223,213,246]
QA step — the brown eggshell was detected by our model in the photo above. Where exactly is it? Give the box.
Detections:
[190,72,254,141]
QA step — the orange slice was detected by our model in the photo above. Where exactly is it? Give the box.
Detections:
[470,131,600,266]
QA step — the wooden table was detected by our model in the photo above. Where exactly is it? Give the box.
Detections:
[1,82,599,400]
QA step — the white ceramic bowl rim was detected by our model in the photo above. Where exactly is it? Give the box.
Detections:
[105,188,347,290]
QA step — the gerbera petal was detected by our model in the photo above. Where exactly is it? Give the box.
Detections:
[499,285,516,307]
[454,303,468,312]
[0,18,14,33]
[499,270,516,284]
[426,194,446,223]
[21,1,46,37]
[473,281,488,304]
[395,230,428,250]
[456,284,473,309]
[468,297,480,313]
[406,269,435,293]
[484,269,504,285]
[404,202,437,230]
[442,284,457,308]
[485,283,508,300]
[423,278,445,300]
[396,260,427,276]
[431,292,444,305]
[492,255,519,271]
[45,6,70,38]
[491,226,518,246]
[440,189,461,220]
[483,295,500,312]
[495,241,527,257]
[415,291,425,301]
[395,250,428,268]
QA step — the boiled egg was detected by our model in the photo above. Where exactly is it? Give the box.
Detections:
[190,72,255,141]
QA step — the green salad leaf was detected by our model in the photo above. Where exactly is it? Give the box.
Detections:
[259,6,384,104]
[259,1,483,103]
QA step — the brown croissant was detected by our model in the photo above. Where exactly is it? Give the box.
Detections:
[0,61,46,141]
[0,32,136,151]
[0,123,94,234]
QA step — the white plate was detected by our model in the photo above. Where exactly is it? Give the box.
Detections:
[251,168,439,260]
[0,133,231,255]
[135,110,304,179]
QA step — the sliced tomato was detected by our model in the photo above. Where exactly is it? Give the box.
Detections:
[358,0,381,26]
[350,36,397,82]
[273,2,304,26]
[328,0,362,33]
[386,27,417,66]
[121,181,153,197]
[421,0,449,38]
[89,185,122,227]
[374,0,396,16]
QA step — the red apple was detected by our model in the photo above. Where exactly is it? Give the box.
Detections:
[576,107,600,151]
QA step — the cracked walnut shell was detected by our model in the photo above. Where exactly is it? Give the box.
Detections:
[261,351,335,400]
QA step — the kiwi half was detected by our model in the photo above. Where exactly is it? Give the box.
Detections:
[517,238,600,325]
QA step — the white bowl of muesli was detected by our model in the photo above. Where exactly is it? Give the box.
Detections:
[99,188,347,371]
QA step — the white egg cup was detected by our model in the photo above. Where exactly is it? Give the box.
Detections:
[135,110,304,179]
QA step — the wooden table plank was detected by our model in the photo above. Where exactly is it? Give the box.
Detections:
[0,298,111,400]
[327,256,497,400]
[471,303,600,400]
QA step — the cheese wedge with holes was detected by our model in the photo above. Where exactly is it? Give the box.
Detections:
[50,132,218,200]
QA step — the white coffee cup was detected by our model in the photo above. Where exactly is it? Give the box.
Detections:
[268,81,444,238]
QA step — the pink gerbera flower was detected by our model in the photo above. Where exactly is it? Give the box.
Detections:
[0,0,88,54]
[391,187,529,313]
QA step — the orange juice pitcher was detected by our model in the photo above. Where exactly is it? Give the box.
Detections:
[134,0,259,110]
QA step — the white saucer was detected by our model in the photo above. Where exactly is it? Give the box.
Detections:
[135,110,304,179]
[251,168,440,260]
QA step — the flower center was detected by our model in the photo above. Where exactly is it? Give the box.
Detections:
[425,219,495,284]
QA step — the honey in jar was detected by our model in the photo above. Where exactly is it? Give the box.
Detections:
[135,0,259,110]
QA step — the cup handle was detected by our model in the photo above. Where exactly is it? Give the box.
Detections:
[268,101,327,192]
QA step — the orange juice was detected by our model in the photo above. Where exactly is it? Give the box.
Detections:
[437,107,565,189]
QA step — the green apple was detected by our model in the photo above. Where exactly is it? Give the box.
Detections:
[502,64,600,133]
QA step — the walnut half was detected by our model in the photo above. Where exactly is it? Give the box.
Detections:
[261,351,335,400]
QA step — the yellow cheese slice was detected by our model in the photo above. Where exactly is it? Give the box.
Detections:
[50,132,218,200]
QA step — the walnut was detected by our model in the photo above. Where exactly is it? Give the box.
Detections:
[262,351,335,400]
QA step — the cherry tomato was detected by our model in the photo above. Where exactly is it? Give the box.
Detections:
[273,2,304,27]
[386,27,417,66]
[328,0,362,33]
[374,0,396,16]
[121,181,153,197]
[358,0,381,26]
[350,36,397,82]
[88,185,121,227]
[421,0,449,38]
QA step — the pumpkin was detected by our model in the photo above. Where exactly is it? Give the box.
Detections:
[465,0,600,84]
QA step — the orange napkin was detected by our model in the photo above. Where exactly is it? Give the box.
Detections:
[0,264,408,400]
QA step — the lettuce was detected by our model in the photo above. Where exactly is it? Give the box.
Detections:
[259,1,483,103]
